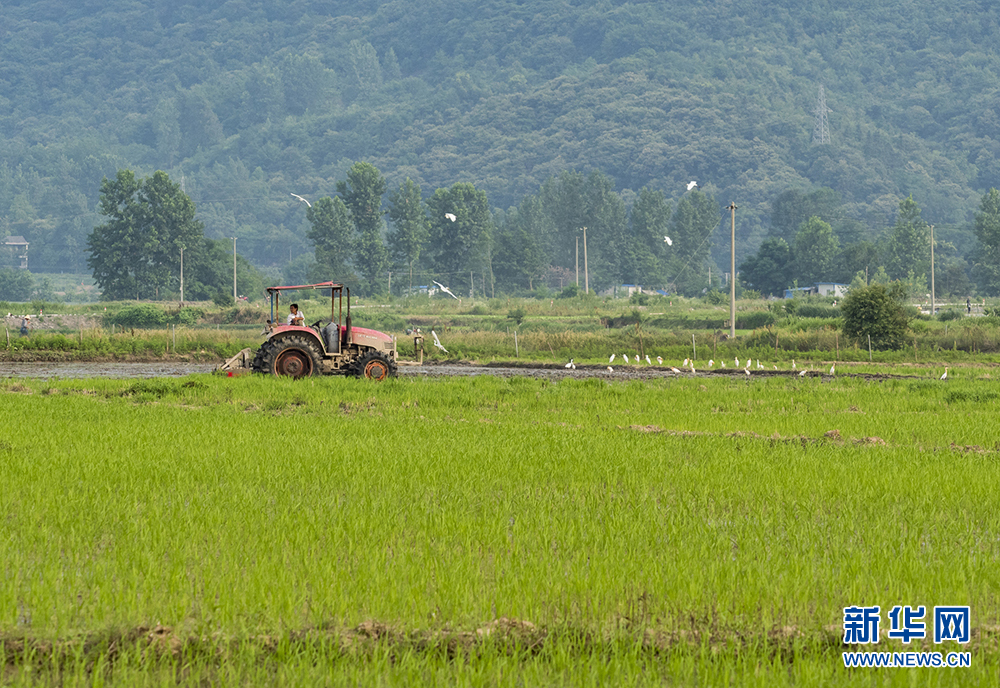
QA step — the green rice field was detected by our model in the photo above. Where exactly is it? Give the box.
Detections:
[1,372,998,686]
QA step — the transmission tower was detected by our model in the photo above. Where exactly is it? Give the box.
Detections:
[812,85,831,145]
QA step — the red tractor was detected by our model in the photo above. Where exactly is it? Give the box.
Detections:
[250,282,398,380]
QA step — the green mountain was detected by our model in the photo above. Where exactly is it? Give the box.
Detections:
[1,0,997,283]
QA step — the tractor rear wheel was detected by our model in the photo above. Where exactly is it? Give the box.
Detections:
[351,351,397,381]
[253,335,323,378]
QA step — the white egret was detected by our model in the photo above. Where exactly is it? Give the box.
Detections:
[720,360,726,368]
[656,356,663,365]
[635,354,641,363]
[940,368,948,380]
[432,280,459,300]
[830,364,836,375]
[757,359,763,369]
[687,181,698,191]
[607,366,614,372]
[444,213,457,222]
[799,369,807,377]
[690,364,696,373]
[609,354,616,364]
[683,358,689,366]
[645,355,652,365]
[290,193,311,207]
[744,368,751,377]
[708,359,714,367]
[792,360,796,370]
[669,367,681,373]
[431,330,448,353]
[565,359,575,369]
[664,236,673,246]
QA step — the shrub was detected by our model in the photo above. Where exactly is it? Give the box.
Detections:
[795,305,839,319]
[840,283,909,349]
[704,289,726,305]
[107,304,168,328]
[736,311,775,329]
[741,289,762,300]
[507,307,527,326]
[557,284,582,299]
[213,291,235,307]
[938,309,964,321]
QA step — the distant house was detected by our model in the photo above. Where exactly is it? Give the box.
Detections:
[598,284,643,298]
[4,235,28,269]
[783,282,849,299]
[404,285,438,297]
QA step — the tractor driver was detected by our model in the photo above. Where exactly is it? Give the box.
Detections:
[286,303,304,326]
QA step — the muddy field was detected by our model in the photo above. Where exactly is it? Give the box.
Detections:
[0,359,919,381]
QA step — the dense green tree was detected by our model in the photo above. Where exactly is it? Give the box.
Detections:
[840,282,910,350]
[87,170,204,300]
[883,196,930,282]
[739,238,792,297]
[972,188,1000,294]
[337,162,389,294]
[387,178,430,292]
[494,195,549,291]
[630,187,672,286]
[793,216,839,285]
[769,188,842,244]
[0,268,33,301]
[306,197,355,280]
[836,241,880,285]
[668,189,720,295]
[426,183,493,296]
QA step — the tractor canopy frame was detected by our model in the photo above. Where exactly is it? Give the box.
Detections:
[267,281,352,348]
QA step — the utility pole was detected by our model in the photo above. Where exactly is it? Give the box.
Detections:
[930,224,935,317]
[726,202,738,339]
[232,237,237,302]
[388,271,392,295]
[812,85,831,145]
[575,236,579,287]
[580,227,589,294]
[470,271,474,299]
[179,246,184,306]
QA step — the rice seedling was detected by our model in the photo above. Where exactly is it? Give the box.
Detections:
[1,373,998,684]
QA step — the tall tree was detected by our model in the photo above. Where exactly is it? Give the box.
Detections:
[739,238,792,297]
[973,188,1000,294]
[426,182,493,296]
[387,178,430,292]
[493,195,548,291]
[883,195,930,282]
[630,187,672,286]
[668,189,720,295]
[793,216,839,285]
[306,196,355,279]
[87,169,204,300]
[337,162,389,294]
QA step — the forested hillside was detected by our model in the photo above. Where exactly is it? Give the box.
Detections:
[1,0,998,294]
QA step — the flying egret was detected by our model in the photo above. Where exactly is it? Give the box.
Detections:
[664,236,673,246]
[565,359,575,369]
[687,181,698,191]
[431,330,448,353]
[444,213,457,222]
[656,356,663,365]
[940,368,948,380]
[432,280,459,299]
[609,354,616,364]
[290,193,312,207]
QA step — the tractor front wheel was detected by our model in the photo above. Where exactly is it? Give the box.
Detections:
[253,335,323,378]
[351,351,397,381]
